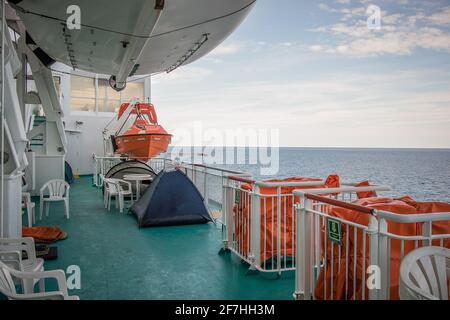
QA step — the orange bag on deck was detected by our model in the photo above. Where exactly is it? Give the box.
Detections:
[315,198,417,300]
[22,226,67,243]
[233,175,340,265]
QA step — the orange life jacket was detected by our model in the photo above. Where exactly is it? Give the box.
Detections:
[233,175,340,265]
[314,197,450,300]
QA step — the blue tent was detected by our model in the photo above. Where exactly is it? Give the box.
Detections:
[130,169,212,227]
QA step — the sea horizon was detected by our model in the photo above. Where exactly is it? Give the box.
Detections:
[163,147,450,203]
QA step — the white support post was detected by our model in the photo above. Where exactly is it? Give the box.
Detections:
[203,167,209,207]
[0,172,23,237]
[223,183,234,250]
[16,22,67,195]
[249,186,261,269]
[220,172,225,218]
[313,212,321,282]
[221,174,226,226]
[276,186,282,274]
[0,10,28,237]
[93,157,98,187]
[303,197,313,299]
[368,214,379,300]
[100,159,105,185]
[294,194,313,300]
[422,221,433,247]
[377,218,389,300]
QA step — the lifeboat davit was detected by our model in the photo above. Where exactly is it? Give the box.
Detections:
[112,103,171,160]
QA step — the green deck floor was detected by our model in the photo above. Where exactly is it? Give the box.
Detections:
[30,176,294,300]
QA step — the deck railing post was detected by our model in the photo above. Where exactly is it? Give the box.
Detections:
[223,179,234,251]
[303,197,314,299]
[204,167,209,208]
[294,194,313,300]
[368,214,379,300]
[100,159,104,187]
[294,199,303,300]
[93,156,98,187]
[422,221,432,247]
[220,172,226,225]
[276,186,282,274]
[377,217,389,300]
[249,185,261,270]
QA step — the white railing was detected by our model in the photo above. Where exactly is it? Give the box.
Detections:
[148,157,171,174]
[293,189,450,300]
[92,155,251,224]
[92,155,128,187]
[221,178,388,274]
[375,210,450,300]
[92,155,170,187]
[180,163,251,224]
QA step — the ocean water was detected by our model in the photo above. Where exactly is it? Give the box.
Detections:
[202,148,450,203]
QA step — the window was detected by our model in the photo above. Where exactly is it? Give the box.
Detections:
[70,75,96,112]
[98,79,121,113]
[70,74,145,113]
[121,82,145,103]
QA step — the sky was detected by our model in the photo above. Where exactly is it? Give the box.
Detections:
[152,0,450,148]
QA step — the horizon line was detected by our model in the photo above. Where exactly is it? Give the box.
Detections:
[167,146,450,150]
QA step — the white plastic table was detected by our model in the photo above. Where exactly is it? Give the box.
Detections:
[123,174,153,201]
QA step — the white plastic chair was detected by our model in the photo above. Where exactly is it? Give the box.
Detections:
[22,192,35,227]
[0,237,45,294]
[103,178,133,213]
[0,260,79,300]
[399,246,450,300]
[40,179,70,220]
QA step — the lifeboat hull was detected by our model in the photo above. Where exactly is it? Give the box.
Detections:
[115,133,172,160]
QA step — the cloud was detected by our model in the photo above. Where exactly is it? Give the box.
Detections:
[203,57,224,64]
[308,44,324,52]
[149,2,450,148]
[318,3,338,12]
[209,42,241,56]
[152,66,212,85]
[428,6,450,26]
[152,64,450,148]
[307,5,450,57]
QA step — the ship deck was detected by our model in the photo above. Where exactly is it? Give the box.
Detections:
[31,176,293,300]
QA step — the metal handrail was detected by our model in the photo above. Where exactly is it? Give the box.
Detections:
[256,180,325,188]
[293,185,392,196]
[376,210,450,223]
[304,193,375,215]
[185,163,251,177]
[228,176,256,184]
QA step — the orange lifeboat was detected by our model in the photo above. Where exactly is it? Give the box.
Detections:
[112,103,171,160]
